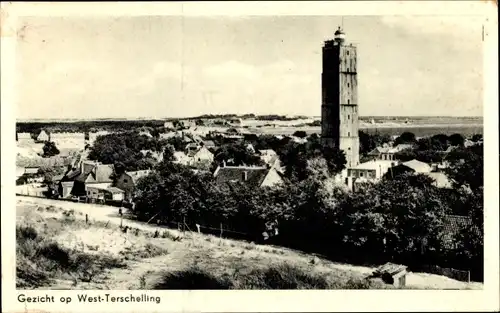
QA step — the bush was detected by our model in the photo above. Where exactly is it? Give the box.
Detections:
[237,263,329,289]
[16,225,38,241]
[153,267,232,289]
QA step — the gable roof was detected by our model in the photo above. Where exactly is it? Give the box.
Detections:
[402,159,431,173]
[75,163,114,183]
[214,166,271,187]
[125,170,152,184]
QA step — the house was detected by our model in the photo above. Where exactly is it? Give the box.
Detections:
[86,186,124,203]
[164,121,175,129]
[346,160,396,191]
[16,167,44,185]
[368,144,415,161]
[115,170,152,201]
[61,160,115,197]
[182,120,196,128]
[36,130,50,142]
[213,164,283,188]
[17,132,33,143]
[173,146,214,169]
[188,146,214,164]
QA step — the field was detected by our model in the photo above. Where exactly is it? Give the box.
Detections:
[251,125,483,137]
[15,196,482,290]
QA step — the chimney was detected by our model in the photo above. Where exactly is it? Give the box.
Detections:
[242,171,248,181]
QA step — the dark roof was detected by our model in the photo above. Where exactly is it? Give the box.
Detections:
[214,166,270,187]
[75,163,114,184]
[442,215,473,249]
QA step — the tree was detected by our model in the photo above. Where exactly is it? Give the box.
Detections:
[212,142,263,169]
[445,144,483,191]
[42,141,60,158]
[292,130,307,138]
[448,133,465,147]
[394,132,416,146]
[454,187,483,279]
[471,134,482,142]
[359,131,391,155]
[88,131,163,172]
[338,173,448,263]
[394,148,416,162]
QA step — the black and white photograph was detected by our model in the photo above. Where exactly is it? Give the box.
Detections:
[1,1,499,312]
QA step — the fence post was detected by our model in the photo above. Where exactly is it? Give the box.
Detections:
[220,223,223,238]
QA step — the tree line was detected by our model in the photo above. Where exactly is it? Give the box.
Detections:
[128,134,483,281]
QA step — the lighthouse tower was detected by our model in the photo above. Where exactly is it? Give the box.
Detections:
[321,27,360,168]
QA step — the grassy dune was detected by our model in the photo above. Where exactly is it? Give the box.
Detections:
[15,200,481,290]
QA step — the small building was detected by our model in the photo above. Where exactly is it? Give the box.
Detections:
[115,170,152,201]
[371,263,408,288]
[36,130,50,142]
[213,164,283,188]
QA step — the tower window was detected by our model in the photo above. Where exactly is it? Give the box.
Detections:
[348,132,350,136]
[348,99,350,104]
[348,115,350,119]
[347,51,349,55]
[347,83,350,87]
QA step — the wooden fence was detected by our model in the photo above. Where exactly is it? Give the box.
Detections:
[423,265,471,282]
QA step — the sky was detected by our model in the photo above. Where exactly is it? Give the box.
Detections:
[16,15,484,119]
